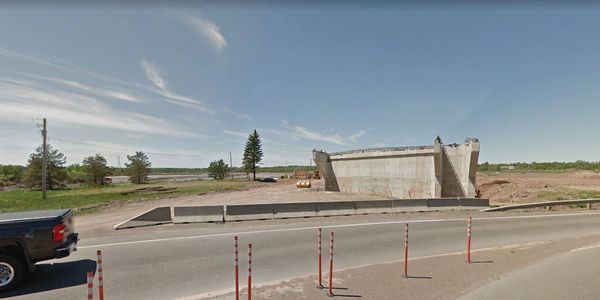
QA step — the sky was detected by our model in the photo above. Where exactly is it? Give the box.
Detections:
[1,3,600,167]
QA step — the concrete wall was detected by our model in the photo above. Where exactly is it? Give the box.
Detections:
[313,137,480,199]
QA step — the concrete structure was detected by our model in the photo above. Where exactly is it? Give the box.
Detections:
[313,137,480,199]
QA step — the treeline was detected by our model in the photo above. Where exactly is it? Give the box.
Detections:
[2,129,315,189]
[479,161,600,172]
[144,165,316,174]
[1,145,152,189]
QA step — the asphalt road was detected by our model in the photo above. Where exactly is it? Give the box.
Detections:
[6,210,600,299]
[462,241,600,300]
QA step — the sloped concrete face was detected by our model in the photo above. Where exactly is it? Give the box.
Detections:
[313,137,480,199]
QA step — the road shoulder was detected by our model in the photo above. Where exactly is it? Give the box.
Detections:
[206,234,600,300]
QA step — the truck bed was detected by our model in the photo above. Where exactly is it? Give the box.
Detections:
[0,209,71,224]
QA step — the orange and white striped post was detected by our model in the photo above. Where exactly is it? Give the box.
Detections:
[96,250,104,300]
[86,271,94,300]
[327,232,334,297]
[317,228,323,288]
[404,223,409,277]
[247,243,252,300]
[234,236,239,300]
[466,217,472,263]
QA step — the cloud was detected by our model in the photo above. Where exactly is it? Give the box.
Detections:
[15,74,144,103]
[348,127,375,143]
[222,129,249,138]
[282,121,348,146]
[224,109,256,122]
[0,80,198,138]
[183,15,227,51]
[141,59,215,114]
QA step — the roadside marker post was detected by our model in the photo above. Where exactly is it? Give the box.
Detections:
[327,232,334,297]
[96,250,104,300]
[248,243,252,300]
[317,228,323,289]
[86,271,94,300]
[234,236,239,300]
[404,223,409,277]
[466,217,472,263]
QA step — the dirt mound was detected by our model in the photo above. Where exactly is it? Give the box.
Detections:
[477,171,600,205]
[479,179,510,187]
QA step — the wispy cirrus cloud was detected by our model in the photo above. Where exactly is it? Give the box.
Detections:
[282,120,348,146]
[141,58,215,114]
[222,129,249,138]
[183,15,227,51]
[16,74,143,103]
[0,79,198,138]
[348,127,375,143]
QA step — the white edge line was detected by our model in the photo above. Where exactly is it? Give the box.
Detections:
[81,211,600,249]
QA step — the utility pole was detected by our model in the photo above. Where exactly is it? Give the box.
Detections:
[229,152,233,179]
[41,118,48,200]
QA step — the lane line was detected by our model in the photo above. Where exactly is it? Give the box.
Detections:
[570,243,600,252]
[79,211,600,249]
[180,241,551,300]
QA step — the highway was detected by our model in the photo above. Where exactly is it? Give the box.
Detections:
[462,240,600,299]
[5,210,600,299]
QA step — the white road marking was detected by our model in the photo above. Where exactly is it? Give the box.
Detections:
[78,211,600,249]
[570,243,600,252]
[182,241,551,300]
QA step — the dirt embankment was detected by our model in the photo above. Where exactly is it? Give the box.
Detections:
[477,171,600,205]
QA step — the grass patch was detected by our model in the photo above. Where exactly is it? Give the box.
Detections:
[536,190,600,201]
[0,179,259,213]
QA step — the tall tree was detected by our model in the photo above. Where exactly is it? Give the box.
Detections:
[24,144,67,190]
[126,151,151,184]
[82,154,111,185]
[242,129,264,181]
[207,159,230,180]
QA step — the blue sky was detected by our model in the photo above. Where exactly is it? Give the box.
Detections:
[1,4,600,167]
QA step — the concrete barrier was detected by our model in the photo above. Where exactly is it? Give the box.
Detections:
[173,206,224,223]
[114,207,172,230]
[354,200,394,214]
[427,198,460,207]
[459,198,489,207]
[316,202,356,216]
[273,203,317,219]
[392,199,428,212]
[225,204,274,221]
[115,197,490,229]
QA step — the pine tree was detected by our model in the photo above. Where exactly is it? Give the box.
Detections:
[24,144,68,190]
[242,129,264,181]
[125,151,151,184]
[82,154,111,185]
[207,159,230,180]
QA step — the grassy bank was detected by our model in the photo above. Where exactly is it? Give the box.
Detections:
[0,179,259,213]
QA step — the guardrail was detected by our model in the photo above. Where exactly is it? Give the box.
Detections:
[114,198,489,229]
[481,198,600,212]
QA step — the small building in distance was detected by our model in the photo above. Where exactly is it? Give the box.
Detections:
[312,137,480,199]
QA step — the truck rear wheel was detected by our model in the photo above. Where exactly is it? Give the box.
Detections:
[0,254,23,292]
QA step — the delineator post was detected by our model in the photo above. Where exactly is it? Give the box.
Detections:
[96,250,104,300]
[404,223,409,277]
[466,217,472,263]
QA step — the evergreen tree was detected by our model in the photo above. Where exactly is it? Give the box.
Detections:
[24,144,68,189]
[207,159,230,180]
[82,154,111,185]
[242,129,264,181]
[126,151,151,184]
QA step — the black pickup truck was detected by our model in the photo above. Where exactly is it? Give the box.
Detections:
[0,209,79,291]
